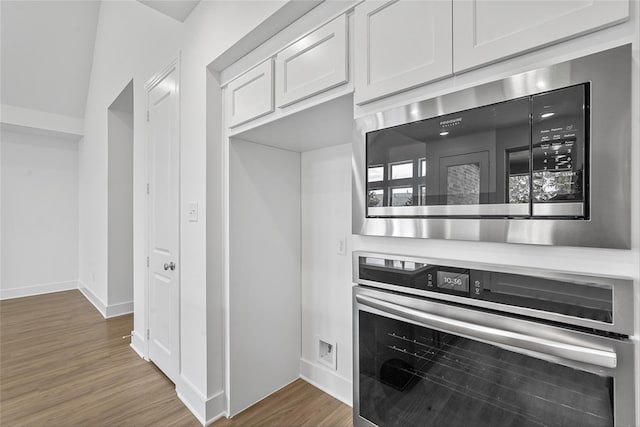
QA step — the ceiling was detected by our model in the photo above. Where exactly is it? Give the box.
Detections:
[0,1,101,119]
[0,0,197,125]
[137,0,201,23]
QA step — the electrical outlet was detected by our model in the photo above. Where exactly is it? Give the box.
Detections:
[318,337,337,370]
[187,201,198,222]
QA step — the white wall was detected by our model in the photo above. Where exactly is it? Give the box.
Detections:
[107,84,134,313]
[82,1,290,424]
[228,138,301,416]
[205,68,226,419]
[178,2,288,421]
[300,143,353,405]
[80,0,183,321]
[1,129,78,299]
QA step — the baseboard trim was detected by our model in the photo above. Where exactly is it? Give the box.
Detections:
[105,300,133,318]
[176,375,226,426]
[176,390,205,426]
[0,280,78,300]
[299,358,352,407]
[78,284,108,318]
[130,330,147,360]
[205,391,226,426]
[77,283,133,319]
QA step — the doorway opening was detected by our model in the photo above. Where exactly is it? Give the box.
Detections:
[107,80,134,316]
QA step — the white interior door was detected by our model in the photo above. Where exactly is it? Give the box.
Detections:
[146,60,180,382]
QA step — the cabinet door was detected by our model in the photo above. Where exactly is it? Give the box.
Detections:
[453,0,630,72]
[354,0,453,105]
[275,15,348,108]
[226,59,274,128]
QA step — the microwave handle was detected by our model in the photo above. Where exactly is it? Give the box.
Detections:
[356,294,617,369]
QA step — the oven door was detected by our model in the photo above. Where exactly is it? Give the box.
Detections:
[353,286,635,427]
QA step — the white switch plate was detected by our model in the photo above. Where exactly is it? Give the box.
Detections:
[187,201,198,222]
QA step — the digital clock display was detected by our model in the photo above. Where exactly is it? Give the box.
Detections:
[437,270,469,293]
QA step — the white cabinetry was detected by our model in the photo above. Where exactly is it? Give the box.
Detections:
[453,0,630,72]
[276,15,348,108]
[354,0,452,105]
[226,59,274,128]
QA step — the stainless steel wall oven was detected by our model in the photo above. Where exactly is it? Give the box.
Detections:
[352,45,631,248]
[352,252,636,427]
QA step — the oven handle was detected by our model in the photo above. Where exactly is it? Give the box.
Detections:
[356,294,617,369]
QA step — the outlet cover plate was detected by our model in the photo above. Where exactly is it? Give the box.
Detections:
[317,336,337,370]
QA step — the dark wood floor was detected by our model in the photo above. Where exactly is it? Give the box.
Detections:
[0,290,352,427]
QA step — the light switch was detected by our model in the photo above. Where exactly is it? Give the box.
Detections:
[188,201,198,222]
[337,236,346,256]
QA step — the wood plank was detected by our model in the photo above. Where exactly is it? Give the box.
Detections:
[0,290,200,427]
[212,379,352,427]
[1,290,353,427]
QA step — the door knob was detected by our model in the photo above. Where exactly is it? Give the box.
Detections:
[163,262,176,271]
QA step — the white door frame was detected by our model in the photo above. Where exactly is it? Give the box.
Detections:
[143,56,181,377]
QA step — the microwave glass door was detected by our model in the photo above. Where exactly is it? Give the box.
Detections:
[358,310,614,427]
[366,98,530,217]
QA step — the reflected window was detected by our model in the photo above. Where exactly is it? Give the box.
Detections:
[390,161,413,180]
[390,187,413,206]
[508,148,530,203]
[509,175,530,203]
[419,158,427,177]
[533,170,579,202]
[368,189,384,207]
[363,257,385,266]
[368,165,384,183]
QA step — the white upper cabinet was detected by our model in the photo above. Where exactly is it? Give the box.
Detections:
[354,0,453,105]
[453,0,630,72]
[275,15,348,108]
[226,59,274,128]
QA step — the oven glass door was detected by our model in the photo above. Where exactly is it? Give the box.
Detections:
[358,309,615,427]
[365,97,531,218]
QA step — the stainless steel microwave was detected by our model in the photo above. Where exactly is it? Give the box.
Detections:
[353,45,631,249]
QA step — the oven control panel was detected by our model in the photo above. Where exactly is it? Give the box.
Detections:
[358,256,486,299]
[354,252,633,334]
[426,268,470,295]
